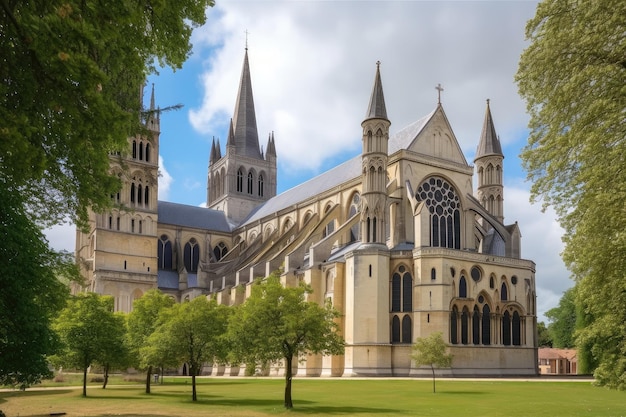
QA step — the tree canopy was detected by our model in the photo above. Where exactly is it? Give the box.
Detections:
[516,0,626,389]
[52,293,125,397]
[146,297,230,402]
[228,273,344,409]
[411,332,453,393]
[545,287,576,349]
[1,0,214,228]
[0,180,74,389]
[126,289,176,393]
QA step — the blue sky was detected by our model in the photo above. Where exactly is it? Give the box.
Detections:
[45,0,573,322]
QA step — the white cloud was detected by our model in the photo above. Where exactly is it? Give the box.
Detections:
[189,1,537,174]
[158,155,173,201]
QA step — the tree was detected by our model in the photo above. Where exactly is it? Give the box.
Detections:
[228,273,344,409]
[1,0,214,229]
[127,289,176,394]
[146,297,230,402]
[516,0,626,389]
[0,180,75,389]
[52,293,126,397]
[411,332,453,393]
[537,321,553,348]
[96,312,129,389]
[545,287,576,348]
[1,0,212,391]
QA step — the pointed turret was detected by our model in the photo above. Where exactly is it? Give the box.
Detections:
[474,99,504,223]
[360,61,391,245]
[145,83,160,132]
[365,61,388,121]
[209,137,217,164]
[266,132,277,158]
[231,50,262,159]
[475,99,503,159]
[215,138,222,159]
[226,118,235,149]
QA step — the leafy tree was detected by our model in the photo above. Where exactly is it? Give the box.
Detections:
[545,287,576,348]
[0,0,212,392]
[536,321,550,347]
[411,332,453,393]
[52,293,125,397]
[146,297,230,402]
[1,0,214,228]
[96,312,129,389]
[127,289,175,393]
[0,180,75,389]
[516,0,626,389]
[228,273,345,409]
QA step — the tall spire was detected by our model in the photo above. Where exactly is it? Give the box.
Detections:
[231,49,262,159]
[475,99,503,159]
[365,61,388,121]
[150,83,155,111]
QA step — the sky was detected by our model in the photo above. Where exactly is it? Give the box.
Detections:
[45,0,574,322]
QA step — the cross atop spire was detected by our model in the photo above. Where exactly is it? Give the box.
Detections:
[436,83,444,104]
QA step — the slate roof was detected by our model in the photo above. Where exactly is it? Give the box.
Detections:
[241,109,436,227]
[157,270,179,289]
[158,200,233,232]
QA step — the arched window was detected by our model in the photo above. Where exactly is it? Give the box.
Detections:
[139,141,143,160]
[459,276,467,298]
[401,315,412,343]
[258,174,264,197]
[145,143,150,162]
[130,183,136,203]
[461,307,470,344]
[137,184,142,206]
[502,311,511,346]
[349,193,360,242]
[247,171,253,194]
[450,306,458,344]
[158,235,173,269]
[132,140,137,159]
[213,242,228,261]
[482,304,491,345]
[472,306,480,345]
[416,176,461,249]
[391,315,401,343]
[512,311,521,346]
[144,186,149,207]
[402,272,413,312]
[431,268,436,281]
[391,273,401,312]
[236,169,244,192]
[501,282,508,301]
[391,266,412,313]
[184,238,199,273]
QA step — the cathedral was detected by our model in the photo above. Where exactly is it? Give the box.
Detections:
[75,49,538,377]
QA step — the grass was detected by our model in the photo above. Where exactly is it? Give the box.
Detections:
[1,376,625,417]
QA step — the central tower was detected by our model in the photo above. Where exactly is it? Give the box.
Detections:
[206,48,277,223]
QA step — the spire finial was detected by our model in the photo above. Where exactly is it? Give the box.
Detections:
[376,60,381,69]
[486,98,490,106]
[244,29,249,50]
[435,83,444,104]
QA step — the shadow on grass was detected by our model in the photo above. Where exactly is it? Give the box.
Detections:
[0,389,74,398]
[438,390,489,395]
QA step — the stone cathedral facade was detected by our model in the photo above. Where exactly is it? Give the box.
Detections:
[76,50,538,377]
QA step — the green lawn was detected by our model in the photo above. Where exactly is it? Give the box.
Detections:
[1,376,625,417]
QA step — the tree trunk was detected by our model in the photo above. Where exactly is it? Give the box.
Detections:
[284,354,293,409]
[82,366,88,397]
[145,365,152,394]
[102,363,109,389]
[192,372,197,402]
[431,365,436,393]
